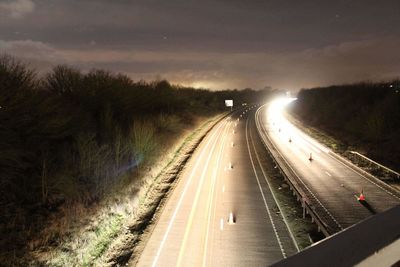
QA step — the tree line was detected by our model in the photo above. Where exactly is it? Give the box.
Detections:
[290,81,400,170]
[0,55,271,252]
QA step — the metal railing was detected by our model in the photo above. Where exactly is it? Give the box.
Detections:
[349,151,400,179]
[254,106,338,236]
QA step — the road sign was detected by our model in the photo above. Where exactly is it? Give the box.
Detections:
[225,100,233,107]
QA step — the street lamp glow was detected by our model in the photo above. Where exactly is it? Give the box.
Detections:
[267,97,297,127]
[266,97,330,154]
[269,97,297,113]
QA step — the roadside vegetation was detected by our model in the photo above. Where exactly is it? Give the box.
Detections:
[288,81,400,175]
[0,55,271,265]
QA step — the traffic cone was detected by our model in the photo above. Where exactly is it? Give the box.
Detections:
[228,212,235,224]
[358,189,365,201]
[228,162,233,169]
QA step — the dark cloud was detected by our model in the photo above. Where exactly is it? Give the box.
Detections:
[1,0,400,90]
[0,0,34,18]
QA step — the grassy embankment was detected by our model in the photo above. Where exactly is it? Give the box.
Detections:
[288,81,400,185]
[0,55,271,266]
[43,114,223,266]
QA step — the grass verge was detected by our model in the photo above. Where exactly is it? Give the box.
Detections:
[101,113,227,266]
[27,113,226,267]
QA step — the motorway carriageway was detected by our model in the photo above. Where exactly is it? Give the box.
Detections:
[134,106,298,266]
[256,100,400,234]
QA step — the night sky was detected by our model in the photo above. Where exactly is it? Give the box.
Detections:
[1,0,399,91]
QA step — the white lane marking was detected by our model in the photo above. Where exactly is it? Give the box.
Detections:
[248,119,300,252]
[176,121,227,267]
[202,121,230,267]
[150,121,225,267]
[245,117,287,258]
[325,171,332,177]
[220,218,224,230]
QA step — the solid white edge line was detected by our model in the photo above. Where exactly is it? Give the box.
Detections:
[246,116,287,258]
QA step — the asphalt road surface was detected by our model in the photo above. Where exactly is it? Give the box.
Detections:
[134,107,298,267]
[256,100,400,233]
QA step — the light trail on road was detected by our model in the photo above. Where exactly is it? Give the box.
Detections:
[149,120,227,267]
[135,107,297,267]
